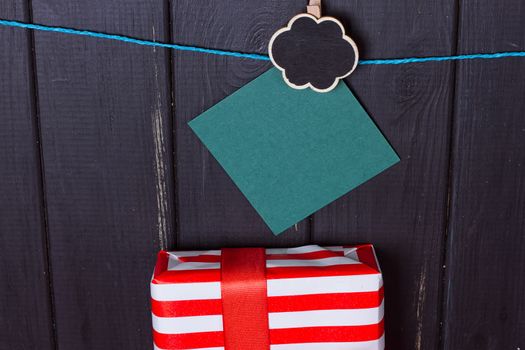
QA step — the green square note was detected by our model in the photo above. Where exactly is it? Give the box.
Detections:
[189,68,399,235]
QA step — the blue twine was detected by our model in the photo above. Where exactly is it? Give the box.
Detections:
[359,51,525,65]
[0,19,270,61]
[1,19,525,65]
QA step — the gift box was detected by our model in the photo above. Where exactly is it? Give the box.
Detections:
[151,245,384,350]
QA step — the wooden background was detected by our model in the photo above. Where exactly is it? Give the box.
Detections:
[1,0,524,349]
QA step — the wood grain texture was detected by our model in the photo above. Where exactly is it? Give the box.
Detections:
[311,1,457,349]
[172,0,311,248]
[442,1,525,349]
[0,1,54,348]
[30,1,174,348]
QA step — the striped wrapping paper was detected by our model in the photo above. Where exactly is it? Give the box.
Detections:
[151,244,384,350]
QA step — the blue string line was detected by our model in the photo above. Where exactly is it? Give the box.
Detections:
[359,51,525,65]
[0,19,271,61]
[1,19,525,65]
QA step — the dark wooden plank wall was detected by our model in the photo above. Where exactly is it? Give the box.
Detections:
[442,0,525,348]
[0,1,54,349]
[0,1,524,349]
[28,0,175,348]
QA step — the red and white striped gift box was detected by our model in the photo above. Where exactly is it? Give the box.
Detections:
[151,244,384,350]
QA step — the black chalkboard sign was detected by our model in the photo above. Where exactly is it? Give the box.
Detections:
[269,14,359,93]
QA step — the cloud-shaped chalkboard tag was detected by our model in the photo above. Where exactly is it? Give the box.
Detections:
[269,6,359,93]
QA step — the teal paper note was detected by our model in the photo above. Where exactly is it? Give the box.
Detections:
[189,68,399,235]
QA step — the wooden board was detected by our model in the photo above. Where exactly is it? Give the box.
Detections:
[442,0,525,348]
[311,1,457,349]
[0,1,54,348]
[30,0,174,348]
[171,0,310,248]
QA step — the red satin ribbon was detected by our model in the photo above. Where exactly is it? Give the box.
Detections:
[221,248,270,350]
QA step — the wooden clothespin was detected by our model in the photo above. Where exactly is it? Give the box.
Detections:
[307,0,321,18]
